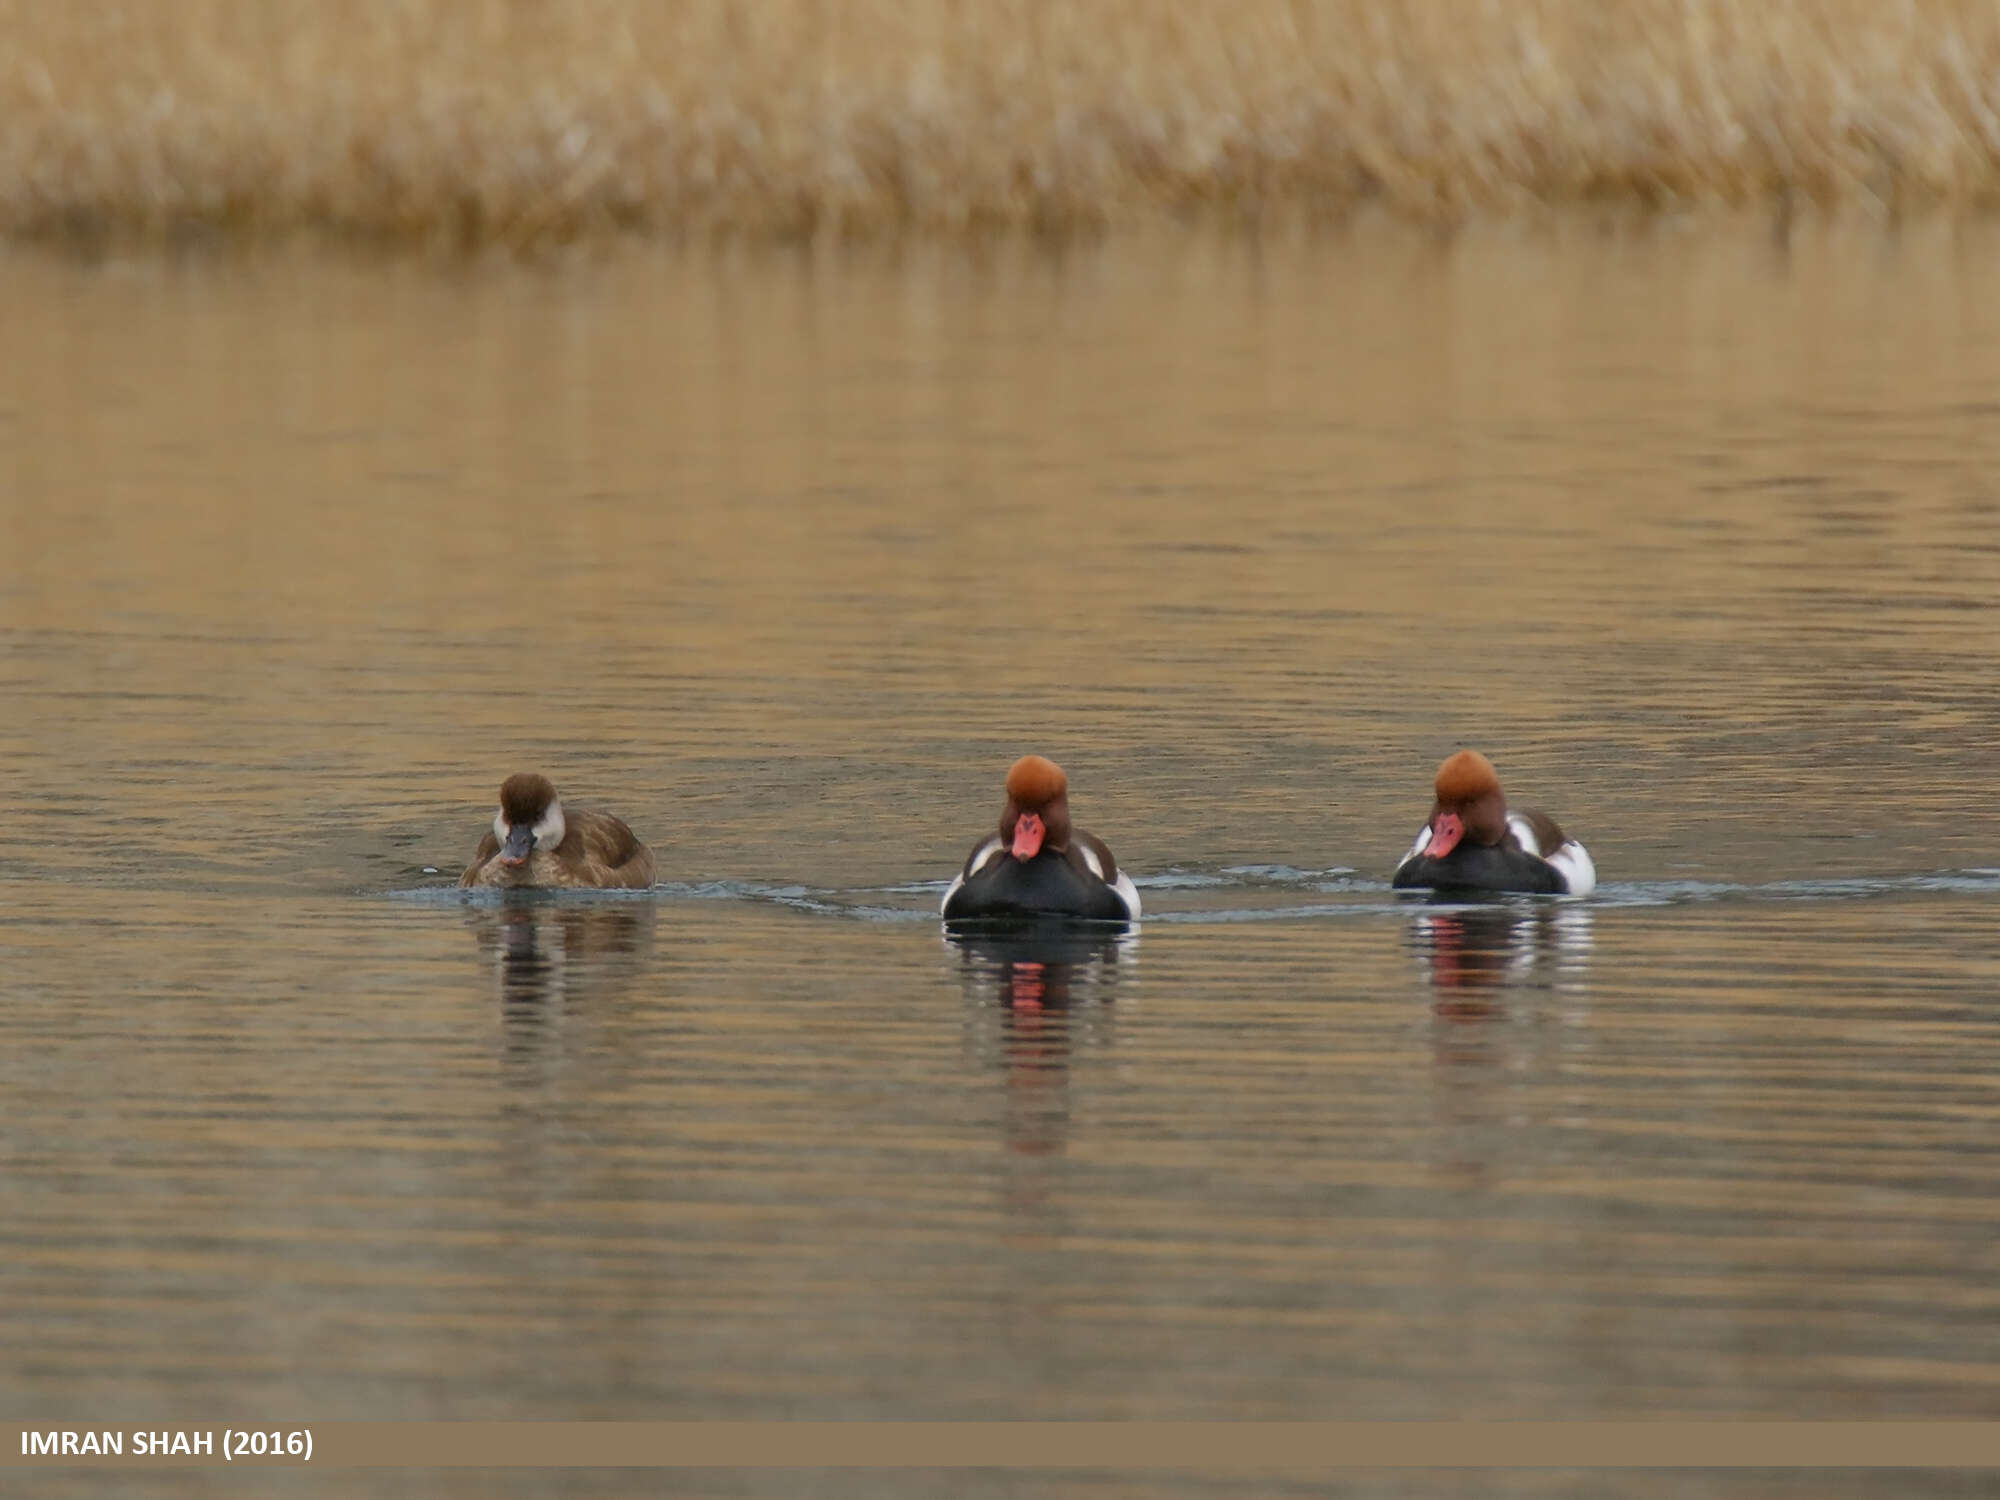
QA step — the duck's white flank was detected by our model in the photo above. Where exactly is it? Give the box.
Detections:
[1110,871,1142,918]
[1546,840,1596,897]
[1075,842,1142,918]
[939,835,1003,915]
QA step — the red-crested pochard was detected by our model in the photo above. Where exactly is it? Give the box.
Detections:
[942,755,1140,921]
[1392,749,1596,897]
[460,773,655,890]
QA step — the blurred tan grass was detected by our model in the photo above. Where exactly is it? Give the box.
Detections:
[4,0,1999,246]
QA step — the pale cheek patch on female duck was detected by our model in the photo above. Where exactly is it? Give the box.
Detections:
[533,801,567,850]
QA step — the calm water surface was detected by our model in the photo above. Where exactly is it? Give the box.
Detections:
[5,221,2000,1494]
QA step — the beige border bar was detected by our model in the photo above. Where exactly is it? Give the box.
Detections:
[8,1424,2000,1468]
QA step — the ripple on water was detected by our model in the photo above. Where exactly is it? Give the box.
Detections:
[378,865,2000,925]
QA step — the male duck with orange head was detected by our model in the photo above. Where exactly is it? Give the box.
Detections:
[1392,749,1596,896]
[941,755,1141,921]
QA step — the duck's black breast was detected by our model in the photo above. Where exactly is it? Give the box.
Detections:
[943,850,1131,921]
[1393,842,1568,896]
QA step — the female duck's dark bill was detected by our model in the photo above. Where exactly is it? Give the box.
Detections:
[500,823,536,865]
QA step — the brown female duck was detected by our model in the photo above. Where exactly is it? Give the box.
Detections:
[460,773,655,890]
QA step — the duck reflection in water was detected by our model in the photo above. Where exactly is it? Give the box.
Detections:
[1409,902,1594,1176]
[464,895,658,1082]
[1407,901,1593,1016]
[946,921,1135,1169]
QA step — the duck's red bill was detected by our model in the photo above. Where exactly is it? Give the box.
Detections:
[1011,813,1045,860]
[1424,813,1465,859]
[1010,961,1046,1009]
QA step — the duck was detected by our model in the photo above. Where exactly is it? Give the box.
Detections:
[1391,749,1596,897]
[941,755,1141,922]
[460,773,656,890]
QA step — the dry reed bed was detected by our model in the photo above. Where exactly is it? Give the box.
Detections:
[4,0,1999,245]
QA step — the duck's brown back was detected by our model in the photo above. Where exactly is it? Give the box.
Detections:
[560,808,656,888]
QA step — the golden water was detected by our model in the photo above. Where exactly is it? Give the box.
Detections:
[5,221,2000,1495]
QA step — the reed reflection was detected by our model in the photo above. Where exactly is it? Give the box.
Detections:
[946,923,1135,1165]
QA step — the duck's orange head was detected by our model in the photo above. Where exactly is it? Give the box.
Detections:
[1001,754,1072,860]
[1423,749,1507,858]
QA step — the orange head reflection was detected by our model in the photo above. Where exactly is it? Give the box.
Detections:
[1408,904,1593,1016]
